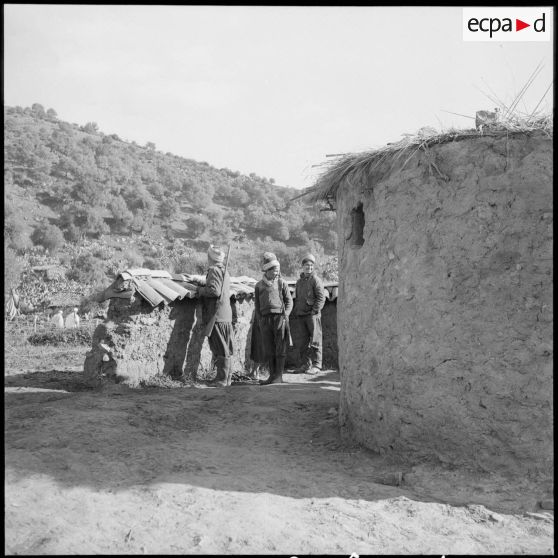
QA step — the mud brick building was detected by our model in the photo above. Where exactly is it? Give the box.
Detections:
[300,124,553,480]
[84,268,338,387]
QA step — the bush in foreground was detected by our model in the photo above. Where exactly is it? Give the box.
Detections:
[28,328,92,346]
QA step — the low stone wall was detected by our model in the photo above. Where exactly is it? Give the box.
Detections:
[84,296,257,387]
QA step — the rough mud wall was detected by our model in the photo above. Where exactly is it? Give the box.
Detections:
[321,301,338,369]
[196,298,256,381]
[286,301,338,369]
[337,132,553,478]
[84,296,257,387]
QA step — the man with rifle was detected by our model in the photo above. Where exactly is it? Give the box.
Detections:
[196,244,234,387]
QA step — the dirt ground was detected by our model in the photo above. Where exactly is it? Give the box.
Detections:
[4,354,554,555]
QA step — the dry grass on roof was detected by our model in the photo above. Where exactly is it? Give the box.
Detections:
[301,112,552,204]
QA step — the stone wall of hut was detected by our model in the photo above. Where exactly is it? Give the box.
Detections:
[84,293,339,386]
[336,131,553,479]
[84,296,257,387]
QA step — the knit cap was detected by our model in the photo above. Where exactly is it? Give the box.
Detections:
[261,252,280,271]
[301,253,316,265]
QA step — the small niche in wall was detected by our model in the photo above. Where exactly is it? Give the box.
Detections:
[348,202,365,247]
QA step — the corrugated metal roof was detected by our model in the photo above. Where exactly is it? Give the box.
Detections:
[98,269,338,307]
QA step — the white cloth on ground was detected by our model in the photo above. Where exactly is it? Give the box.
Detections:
[51,312,64,328]
[65,310,80,329]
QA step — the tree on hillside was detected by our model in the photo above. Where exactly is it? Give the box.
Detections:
[108,196,134,232]
[60,202,110,238]
[187,214,210,237]
[227,186,250,206]
[84,206,110,237]
[31,103,46,118]
[64,223,85,243]
[159,197,179,221]
[49,180,74,204]
[5,214,33,253]
[269,217,290,241]
[31,223,65,254]
[72,179,101,205]
[147,180,165,199]
[67,253,109,288]
[52,154,80,181]
[2,103,338,286]
[82,122,99,134]
[223,207,244,230]
[58,121,73,134]
[49,129,76,156]
[131,208,155,233]
[188,185,214,211]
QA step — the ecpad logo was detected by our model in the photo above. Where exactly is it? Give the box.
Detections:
[468,14,545,37]
[463,8,552,41]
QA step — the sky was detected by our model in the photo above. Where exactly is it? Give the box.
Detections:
[3,5,554,189]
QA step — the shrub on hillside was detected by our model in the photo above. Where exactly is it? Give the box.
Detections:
[108,196,133,232]
[31,223,65,253]
[121,249,144,269]
[67,253,109,285]
[171,250,207,275]
[143,257,163,270]
[6,220,33,253]
[92,246,115,260]
[64,224,84,242]
[186,214,210,237]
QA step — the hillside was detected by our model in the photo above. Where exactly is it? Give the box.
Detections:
[4,103,338,309]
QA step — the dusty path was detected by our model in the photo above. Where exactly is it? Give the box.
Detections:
[4,368,554,555]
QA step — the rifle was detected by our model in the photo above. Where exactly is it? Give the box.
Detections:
[280,277,293,347]
[203,244,232,338]
[285,315,293,347]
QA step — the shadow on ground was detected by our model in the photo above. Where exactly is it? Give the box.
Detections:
[5,368,544,513]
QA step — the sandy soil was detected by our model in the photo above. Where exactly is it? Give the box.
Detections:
[4,366,554,555]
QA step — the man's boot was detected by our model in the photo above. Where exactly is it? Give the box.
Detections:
[209,356,228,387]
[224,357,233,386]
[260,357,284,385]
[294,354,312,374]
[259,358,277,386]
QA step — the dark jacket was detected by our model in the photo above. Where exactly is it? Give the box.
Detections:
[293,272,326,316]
[198,264,232,324]
[250,277,293,363]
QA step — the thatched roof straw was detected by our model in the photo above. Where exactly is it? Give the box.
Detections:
[296,113,552,204]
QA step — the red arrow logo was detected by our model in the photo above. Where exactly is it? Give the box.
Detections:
[516,19,530,31]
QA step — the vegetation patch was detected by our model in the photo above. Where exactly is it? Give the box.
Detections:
[27,329,92,346]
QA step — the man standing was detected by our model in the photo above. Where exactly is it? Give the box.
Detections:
[252,252,293,386]
[292,253,326,375]
[197,245,234,387]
